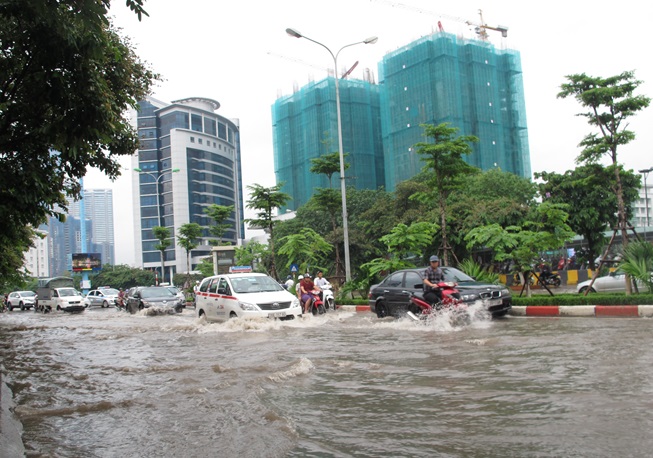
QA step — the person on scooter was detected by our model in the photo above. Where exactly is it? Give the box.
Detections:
[298,274,315,314]
[423,255,444,306]
[314,271,330,302]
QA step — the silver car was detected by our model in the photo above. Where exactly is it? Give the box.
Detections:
[126,286,184,314]
[577,270,648,293]
[6,291,37,311]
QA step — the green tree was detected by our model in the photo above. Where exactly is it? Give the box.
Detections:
[277,228,332,275]
[536,165,641,269]
[152,226,171,284]
[310,151,349,188]
[361,221,438,280]
[89,264,155,290]
[245,183,291,280]
[558,71,650,292]
[177,223,203,286]
[465,202,575,296]
[203,204,234,245]
[0,1,157,281]
[619,241,653,293]
[448,168,537,261]
[413,123,479,265]
[235,241,270,273]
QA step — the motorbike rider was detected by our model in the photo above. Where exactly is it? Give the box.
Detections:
[298,274,316,314]
[423,255,444,305]
[314,271,330,302]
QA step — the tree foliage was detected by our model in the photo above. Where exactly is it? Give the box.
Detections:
[177,223,203,284]
[413,123,479,265]
[0,0,157,280]
[619,241,653,293]
[88,264,155,290]
[203,204,234,245]
[558,72,650,246]
[309,151,349,188]
[535,165,641,269]
[245,183,291,279]
[277,227,331,275]
[152,226,171,282]
[465,202,575,296]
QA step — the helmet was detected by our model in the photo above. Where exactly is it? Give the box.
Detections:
[286,275,292,280]
[429,255,440,262]
[298,275,304,280]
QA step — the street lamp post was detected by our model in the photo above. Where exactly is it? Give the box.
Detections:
[639,167,653,239]
[134,167,180,284]
[286,28,378,282]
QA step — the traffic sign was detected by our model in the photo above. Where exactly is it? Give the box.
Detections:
[290,263,299,273]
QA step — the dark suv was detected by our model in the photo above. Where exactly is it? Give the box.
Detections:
[368,267,512,318]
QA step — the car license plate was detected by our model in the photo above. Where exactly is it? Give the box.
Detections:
[269,311,287,318]
[485,298,503,306]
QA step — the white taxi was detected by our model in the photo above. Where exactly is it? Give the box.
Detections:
[195,273,302,322]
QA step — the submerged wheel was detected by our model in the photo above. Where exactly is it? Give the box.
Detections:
[376,301,388,318]
[102,300,109,308]
[326,298,335,311]
[579,286,595,294]
[553,278,561,287]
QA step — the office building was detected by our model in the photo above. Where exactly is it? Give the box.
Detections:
[132,96,243,283]
[23,229,49,279]
[272,76,384,210]
[68,189,115,266]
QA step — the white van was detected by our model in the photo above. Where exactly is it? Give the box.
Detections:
[195,273,302,322]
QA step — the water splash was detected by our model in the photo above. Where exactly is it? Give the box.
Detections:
[268,357,314,382]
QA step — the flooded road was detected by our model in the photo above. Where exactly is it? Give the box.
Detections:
[1,307,653,457]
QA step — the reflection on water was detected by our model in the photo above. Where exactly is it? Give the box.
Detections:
[1,308,653,457]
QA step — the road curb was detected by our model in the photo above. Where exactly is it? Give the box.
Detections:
[338,305,370,313]
[511,305,653,317]
[339,305,653,318]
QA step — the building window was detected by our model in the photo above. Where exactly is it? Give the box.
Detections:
[191,114,203,132]
[190,137,195,143]
[198,138,203,144]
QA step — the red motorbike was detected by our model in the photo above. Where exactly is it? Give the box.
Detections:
[407,282,470,325]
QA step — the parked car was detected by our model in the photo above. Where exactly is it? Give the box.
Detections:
[6,291,37,311]
[166,286,186,304]
[126,286,184,314]
[86,288,120,308]
[195,273,302,322]
[577,270,648,293]
[368,267,512,318]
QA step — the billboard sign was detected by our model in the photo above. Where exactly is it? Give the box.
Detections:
[72,253,102,272]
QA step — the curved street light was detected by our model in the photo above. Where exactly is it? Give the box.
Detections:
[286,28,378,282]
[134,167,180,283]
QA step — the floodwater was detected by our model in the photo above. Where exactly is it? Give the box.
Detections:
[1,305,653,457]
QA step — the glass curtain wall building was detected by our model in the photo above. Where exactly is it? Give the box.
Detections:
[272,77,384,211]
[379,31,531,191]
[132,97,243,282]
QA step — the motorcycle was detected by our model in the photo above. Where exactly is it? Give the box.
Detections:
[406,282,470,325]
[537,271,561,287]
[306,291,326,316]
[320,284,336,311]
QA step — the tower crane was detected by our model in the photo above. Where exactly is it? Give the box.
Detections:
[267,51,361,79]
[370,0,508,41]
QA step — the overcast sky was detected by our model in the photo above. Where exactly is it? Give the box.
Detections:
[87,0,653,265]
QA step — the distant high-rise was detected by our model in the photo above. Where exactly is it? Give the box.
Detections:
[69,189,115,266]
[272,77,384,210]
[132,97,243,283]
[379,31,531,190]
[273,31,531,203]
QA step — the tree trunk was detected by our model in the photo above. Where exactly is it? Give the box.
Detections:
[613,151,632,294]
